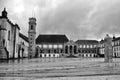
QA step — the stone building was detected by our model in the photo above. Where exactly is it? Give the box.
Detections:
[36,34,69,58]
[76,40,99,57]
[99,35,120,58]
[0,8,20,59]
[0,8,28,59]
[28,17,36,58]
[35,34,100,58]
[112,37,120,57]
[19,33,29,58]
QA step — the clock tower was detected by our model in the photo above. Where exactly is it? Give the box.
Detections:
[28,17,36,58]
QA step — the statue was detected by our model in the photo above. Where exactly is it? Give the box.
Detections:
[104,34,113,62]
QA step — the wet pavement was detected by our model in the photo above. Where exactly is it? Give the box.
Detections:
[0,58,120,80]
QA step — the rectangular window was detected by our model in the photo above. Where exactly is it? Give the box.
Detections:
[43,45,47,48]
[48,44,52,48]
[58,45,62,48]
[53,45,57,49]
[80,45,82,48]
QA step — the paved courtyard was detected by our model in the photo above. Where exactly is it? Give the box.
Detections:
[0,58,120,80]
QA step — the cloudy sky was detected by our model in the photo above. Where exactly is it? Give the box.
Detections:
[0,0,120,41]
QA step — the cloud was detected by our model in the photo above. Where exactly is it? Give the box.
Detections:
[38,0,95,40]
[1,0,120,40]
[89,0,120,38]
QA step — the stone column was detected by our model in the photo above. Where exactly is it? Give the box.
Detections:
[72,45,74,55]
[104,34,113,62]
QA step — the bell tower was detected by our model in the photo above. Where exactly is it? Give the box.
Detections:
[28,17,36,58]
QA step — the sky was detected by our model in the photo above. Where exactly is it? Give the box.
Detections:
[0,0,120,41]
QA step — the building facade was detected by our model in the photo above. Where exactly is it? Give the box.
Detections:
[112,37,120,57]
[36,35,69,58]
[35,34,100,58]
[0,8,28,59]
[0,8,20,59]
[99,35,120,58]
[64,40,78,57]
[76,40,99,57]
[19,33,29,58]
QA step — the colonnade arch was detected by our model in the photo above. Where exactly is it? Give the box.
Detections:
[65,45,78,55]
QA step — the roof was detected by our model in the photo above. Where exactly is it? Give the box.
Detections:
[0,8,20,30]
[36,34,69,44]
[19,33,29,42]
[75,40,99,44]
[112,37,120,41]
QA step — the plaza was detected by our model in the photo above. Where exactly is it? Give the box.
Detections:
[0,58,120,80]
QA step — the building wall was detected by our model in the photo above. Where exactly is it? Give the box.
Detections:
[64,41,78,57]
[14,27,19,58]
[36,43,64,58]
[113,39,120,57]
[99,37,120,58]
[0,18,8,59]
[18,37,28,58]
[0,18,14,58]
[77,44,99,57]
[99,42,105,56]
[36,41,99,58]
[0,18,20,59]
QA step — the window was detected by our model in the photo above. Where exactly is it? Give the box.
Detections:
[87,45,89,48]
[94,45,96,48]
[54,49,57,53]
[8,31,10,40]
[43,45,47,48]
[53,45,57,49]
[83,45,86,48]
[58,45,63,48]
[39,45,42,48]
[90,45,93,48]
[79,45,82,48]
[48,45,52,48]
[48,50,51,53]
[60,49,63,53]
[31,25,33,30]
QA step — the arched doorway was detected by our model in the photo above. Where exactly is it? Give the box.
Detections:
[74,46,77,54]
[65,46,68,54]
[69,45,73,54]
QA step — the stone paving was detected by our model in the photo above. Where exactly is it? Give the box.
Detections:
[0,58,120,80]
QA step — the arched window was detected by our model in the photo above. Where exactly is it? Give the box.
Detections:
[8,31,10,40]
[65,46,68,54]
[31,25,33,30]
[74,46,77,54]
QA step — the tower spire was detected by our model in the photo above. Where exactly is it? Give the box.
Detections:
[2,7,7,18]
[32,8,36,18]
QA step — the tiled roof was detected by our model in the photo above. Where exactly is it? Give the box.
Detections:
[36,34,69,44]
[76,40,99,44]
[19,33,29,42]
